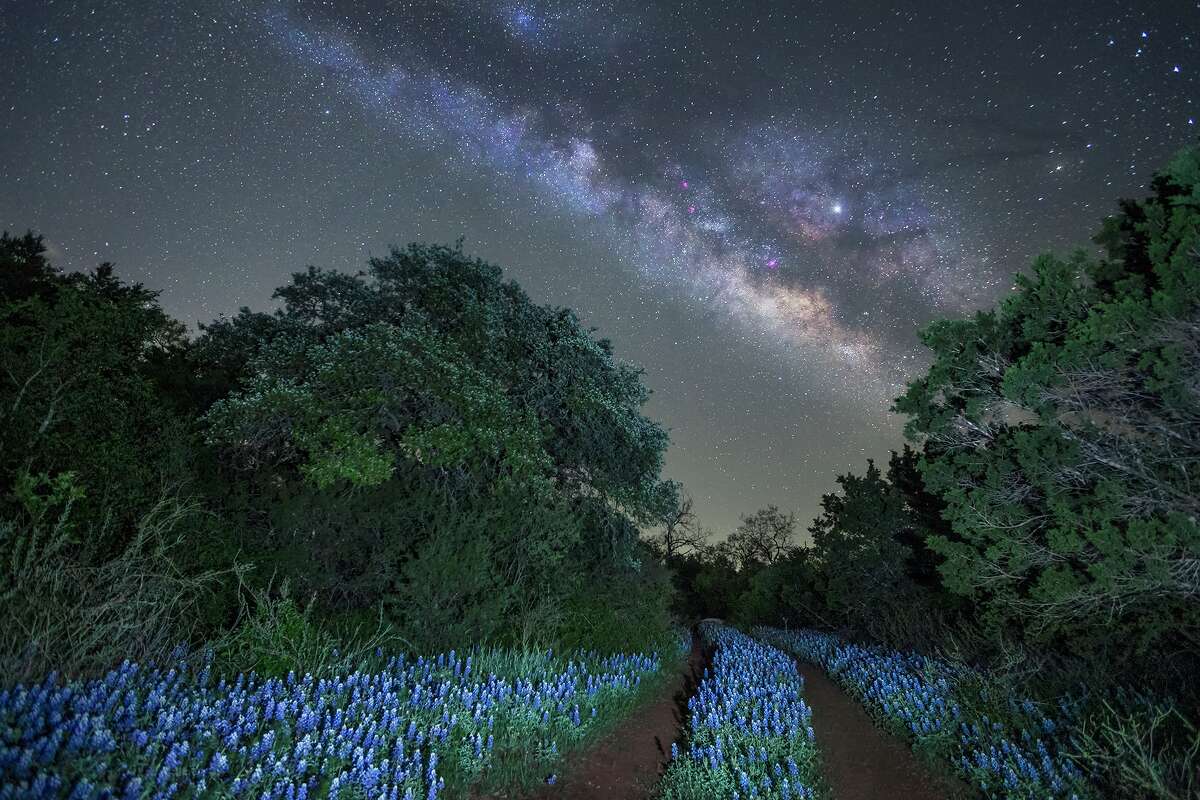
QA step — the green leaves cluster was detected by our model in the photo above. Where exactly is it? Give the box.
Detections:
[893,145,1200,670]
[196,242,675,651]
[204,319,550,492]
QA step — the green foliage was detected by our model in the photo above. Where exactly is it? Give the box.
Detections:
[675,546,746,621]
[0,232,196,543]
[680,446,954,644]
[0,232,677,700]
[198,242,671,519]
[0,231,59,302]
[388,511,539,651]
[803,453,954,647]
[555,545,678,654]
[893,145,1200,678]
[729,548,824,629]
[196,241,674,650]
[203,319,552,493]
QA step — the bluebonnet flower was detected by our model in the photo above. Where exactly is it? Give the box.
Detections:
[660,624,818,799]
[0,636,666,800]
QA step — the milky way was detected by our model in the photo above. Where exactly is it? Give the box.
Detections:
[2,0,1195,533]
[263,6,978,405]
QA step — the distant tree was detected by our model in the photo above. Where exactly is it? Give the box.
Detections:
[649,485,710,560]
[727,505,796,569]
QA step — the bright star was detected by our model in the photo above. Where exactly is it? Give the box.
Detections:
[832,203,843,214]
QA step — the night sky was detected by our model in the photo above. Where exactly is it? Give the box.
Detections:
[3,1,1196,537]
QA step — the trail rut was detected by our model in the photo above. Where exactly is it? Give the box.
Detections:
[523,640,708,800]
[795,660,971,800]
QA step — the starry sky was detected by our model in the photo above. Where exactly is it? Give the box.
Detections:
[2,1,1197,537]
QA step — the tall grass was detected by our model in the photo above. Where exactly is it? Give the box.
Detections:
[0,479,239,684]
[1068,693,1200,800]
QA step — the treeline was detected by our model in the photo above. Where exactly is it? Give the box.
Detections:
[0,239,680,683]
[654,146,1200,799]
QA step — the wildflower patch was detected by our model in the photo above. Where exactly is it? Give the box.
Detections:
[659,623,822,800]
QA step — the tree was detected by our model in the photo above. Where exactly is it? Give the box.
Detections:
[894,145,1200,678]
[885,445,952,589]
[731,546,828,629]
[0,230,60,304]
[649,485,710,560]
[196,242,676,647]
[726,505,796,570]
[199,243,672,523]
[806,458,953,646]
[0,233,194,540]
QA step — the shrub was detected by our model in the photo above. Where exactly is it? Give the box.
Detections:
[1069,693,1199,800]
[0,474,236,684]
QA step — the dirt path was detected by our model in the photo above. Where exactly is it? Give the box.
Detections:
[795,661,971,800]
[522,639,708,800]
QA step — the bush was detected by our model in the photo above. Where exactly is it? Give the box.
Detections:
[1070,693,1200,800]
[208,581,382,679]
[0,473,236,684]
[554,551,677,655]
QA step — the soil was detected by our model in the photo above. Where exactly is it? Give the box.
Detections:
[794,660,972,800]
[518,638,709,800]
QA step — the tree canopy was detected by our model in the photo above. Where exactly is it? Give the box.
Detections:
[196,242,677,649]
[893,145,1200,669]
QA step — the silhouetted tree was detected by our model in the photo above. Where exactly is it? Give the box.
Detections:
[727,505,796,569]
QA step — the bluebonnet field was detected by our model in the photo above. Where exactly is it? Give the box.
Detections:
[659,623,821,800]
[758,628,1092,800]
[0,641,678,800]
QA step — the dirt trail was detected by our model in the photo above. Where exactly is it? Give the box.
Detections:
[522,639,708,800]
[795,661,971,800]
